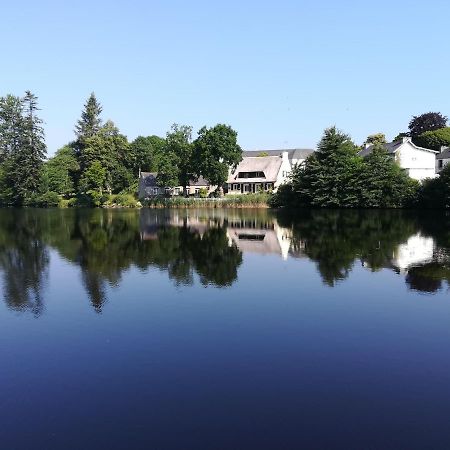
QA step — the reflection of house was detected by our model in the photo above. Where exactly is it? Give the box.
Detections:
[138,172,215,199]
[391,233,435,271]
[359,137,438,181]
[226,218,292,259]
[436,146,450,173]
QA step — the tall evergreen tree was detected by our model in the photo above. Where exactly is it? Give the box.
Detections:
[75,92,103,141]
[0,91,46,204]
[303,127,363,207]
[0,95,23,163]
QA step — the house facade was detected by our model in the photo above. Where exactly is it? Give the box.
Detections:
[436,147,450,173]
[226,149,314,194]
[138,172,215,199]
[359,137,438,182]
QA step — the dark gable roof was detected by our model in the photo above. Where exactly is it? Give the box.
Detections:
[437,147,450,160]
[243,148,314,159]
[359,141,402,157]
[140,172,158,187]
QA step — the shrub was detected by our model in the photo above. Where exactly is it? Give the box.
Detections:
[106,193,141,208]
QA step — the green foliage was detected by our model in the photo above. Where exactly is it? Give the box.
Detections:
[409,112,447,138]
[194,124,242,188]
[364,133,386,146]
[419,164,450,208]
[155,150,179,191]
[272,127,418,209]
[198,187,209,198]
[143,193,270,208]
[361,144,419,208]
[105,194,141,208]
[292,127,363,207]
[79,121,133,193]
[129,135,165,175]
[44,145,79,196]
[0,91,47,205]
[166,124,194,194]
[75,92,103,141]
[79,161,107,194]
[415,127,450,151]
[393,132,410,142]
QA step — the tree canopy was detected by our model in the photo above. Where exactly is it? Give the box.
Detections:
[194,124,242,191]
[408,112,447,138]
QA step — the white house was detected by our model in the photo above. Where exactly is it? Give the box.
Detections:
[227,149,314,194]
[359,137,438,182]
[436,146,450,173]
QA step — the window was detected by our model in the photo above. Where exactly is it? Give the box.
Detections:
[233,183,239,190]
[152,188,159,195]
[439,160,443,169]
[244,184,250,193]
[174,187,180,195]
[265,183,273,191]
[238,171,265,178]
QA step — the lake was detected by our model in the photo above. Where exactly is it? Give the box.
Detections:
[1,208,450,449]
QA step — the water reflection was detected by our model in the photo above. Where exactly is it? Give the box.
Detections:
[0,208,449,314]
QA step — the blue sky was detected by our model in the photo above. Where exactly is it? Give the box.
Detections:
[1,0,449,155]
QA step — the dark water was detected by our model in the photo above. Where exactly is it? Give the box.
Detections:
[1,208,450,449]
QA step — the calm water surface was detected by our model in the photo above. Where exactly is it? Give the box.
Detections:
[1,208,450,449]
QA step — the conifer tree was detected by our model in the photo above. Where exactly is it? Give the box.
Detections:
[0,91,46,204]
[75,92,103,141]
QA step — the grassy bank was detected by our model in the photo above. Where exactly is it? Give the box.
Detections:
[142,193,270,208]
[17,192,271,209]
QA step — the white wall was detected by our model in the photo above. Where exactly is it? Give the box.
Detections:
[396,142,437,181]
[275,152,293,189]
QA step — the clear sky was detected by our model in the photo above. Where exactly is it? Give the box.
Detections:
[1,0,449,155]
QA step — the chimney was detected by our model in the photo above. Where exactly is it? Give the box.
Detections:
[402,137,410,144]
[281,151,289,161]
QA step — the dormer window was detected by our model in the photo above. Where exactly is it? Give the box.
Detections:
[238,171,265,178]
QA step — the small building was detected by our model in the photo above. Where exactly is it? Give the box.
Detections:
[359,137,438,182]
[436,146,450,173]
[226,151,294,194]
[138,172,214,199]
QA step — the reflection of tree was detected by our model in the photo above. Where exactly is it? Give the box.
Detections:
[406,263,450,293]
[280,210,418,286]
[0,210,49,316]
[192,227,243,287]
[41,209,243,311]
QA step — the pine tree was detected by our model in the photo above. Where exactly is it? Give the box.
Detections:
[75,92,103,141]
[0,95,23,163]
[0,91,46,204]
[309,127,363,207]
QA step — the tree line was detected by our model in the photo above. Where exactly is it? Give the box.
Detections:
[0,92,243,206]
[272,114,450,209]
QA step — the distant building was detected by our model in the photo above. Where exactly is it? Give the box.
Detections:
[359,137,438,182]
[138,172,215,199]
[226,149,314,194]
[436,146,450,173]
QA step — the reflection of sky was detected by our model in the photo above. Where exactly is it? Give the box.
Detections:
[2,234,450,448]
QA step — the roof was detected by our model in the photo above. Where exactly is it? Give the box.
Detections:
[227,156,282,183]
[243,148,314,160]
[140,172,158,187]
[359,138,438,157]
[437,147,450,160]
[139,172,210,186]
